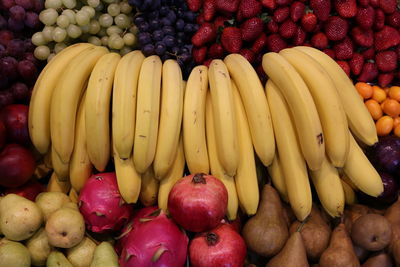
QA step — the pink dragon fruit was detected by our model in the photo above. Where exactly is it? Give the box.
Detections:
[119,208,189,267]
[78,172,133,234]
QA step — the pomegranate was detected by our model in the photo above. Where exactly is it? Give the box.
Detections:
[0,104,30,145]
[168,173,228,232]
[5,178,45,201]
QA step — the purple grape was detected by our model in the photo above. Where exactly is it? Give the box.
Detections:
[11,82,29,101]
[18,59,37,81]
[154,42,166,56]
[162,25,175,36]
[166,10,176,23]
[138,32,152,45]
[0,90,14,108]
[134,15,145,25]
[0,57,18,81]
[179,52,191,63]
[15,0,33,9]
[149,19,160,31]
[184,23,195,33]
[24,39,35,52]
[23,52,39,66]
[32,0,44,12]
[152,30,164,41]
[0,15,6,29]
[176,31,185,39]
[183,11,196,22]
[161,17,172,26]
[0,76,9,90]
[140,0,154,11]
[176,8,184,18]
[1,0,15,9]
[142,43,155,56]
[163,35,175,47]
[170,46,179,55]
[138,21,150,32]
[24,11,40,29]
[8,17,24,31]
[176,38,183,46]
[147,10,159,19]
[161,54,172,61]
[6,39,26,58]
[159,6,169,16]
[10,5,26,21]
[175,19,184,31]
[129,0,142,7]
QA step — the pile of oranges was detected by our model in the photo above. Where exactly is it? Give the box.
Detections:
[356,82,400,137]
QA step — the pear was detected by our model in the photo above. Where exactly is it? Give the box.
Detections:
[384,197,400,253]
[344,204,370,233]
[35,192,71,221]
[46,251,74,267]
[90,242,119,267]
[392,240,400,266]
[0,194,43,241]
[266,231,309,267]
[26,227,53,266]
[242,184,289,257]
[66,236,97,267]
[362,253,392,267]
[319,223,360,267]
[0,239,31,267]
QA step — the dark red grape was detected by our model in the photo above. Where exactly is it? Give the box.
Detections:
[18,60,37,81]
[32,0,43,13]
[0,90,14,108]
[0,44,5,57]
[0,57,18,81]
[8,17,24,32]
[23,39,34,52]
[142,43,155,56]
[0,15,6,29]
[152,30,164,41]
[23,52,39,66]
[1,0,15,9]
[0,76,9,90]
[10,5,26,21]
[155,42,166,55]
[11,82,29,101]
[24,11,40,29]
[0,30,14,46]
[15,0,33,10]
[6,39,26,58]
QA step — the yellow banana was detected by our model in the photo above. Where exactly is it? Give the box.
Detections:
[43,149,52,169]
[280,48,349,167]
[139,165,159,207]
[208,60,238,176]
[341,179,357,205]
[29,43,93,154]
[153,60,184,179]
[294,46,377,146]
[183,66,209,174]
[112,51,145,159]
[47,172,71,194]
[262,52,324,171]
[85,53,120,172]
[206,91,239,220]
[51,145,69,181]
[50,46,108,163]
[341,173,358,191]
[266,79,312,221]
[267,152,289,203]
[224,54,275,166]
[69,188,79,203]
[133,55,162,173]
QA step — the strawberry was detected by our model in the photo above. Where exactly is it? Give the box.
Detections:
[387,11,400,28]
[357,0,369,7]
[349,53,364,75]
[215,0,240,13]
[214,16,228,31]
[374,26,400,51]
[221,27,243,53]
[241,17,265,42]
[323,48,336,58]
[356,6,375,29]
[203,58,213,67]
[374,9,385,31]
[208,43,225,59]
[379,0,397,14]
[290,1,306,22]
[301,12,317,32]
[261,0,276,9]
[369,0,379,7]
[203,0,217,21]
[310,0,331,21]
[273,7,290,23]
[378,72,394,88]
[333,37,354,60]
[362,47,375,59]
[311,32,328,49]
[251,33,268,53]
[186,0,203,12]
[334,0,357,18]
[292,27,306,45]
[192,46,208,63]
[324,16,348,41]
[358,62,379,82]
[351,27,374,47]
[192,23,217,47]
[266,33,288,52]
[196,13,206,24]
[267,20,279,33]
[336,61,351,76]
[239,48,256,63]
[276,0,292,6]
[237,0,262,21]
[375,50,398,72]
[279,19,298,39]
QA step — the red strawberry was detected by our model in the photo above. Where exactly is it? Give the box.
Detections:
[323,48,336,59]
[310,0,331,21]
[387,11,400,28]
[292,27,306,45]
[290,1,306,22]
[358,62,379,82]
[214,16,228,31]
[333,37,354,60]
[276,0,292,6]
[356,6,375,29]
[357,0,369,7]
[203,58,213,67]
[311,32,328,49]
[192,46,208,63]
[237,0,262,21]
[241,17,265,42]
[273,7,290,23]
[362,47,375,59]
[374,26,400,51]
[221,27,243,53]
[379,0,397,14]
[324,16,348,41]
[369,0,379,7]
[279,19,298,39]
[266,33,288,52]
[251,33,268,53]
[261,0,276,9]
[267,20,279,33]
[208,43,225,59]
[378,72,394,88]
[192,23,217,47]
[349,53,364,75]
[301,12,317,32]
[239,49,256,63]
[334,0,357,18]
[215,0,240,13]
[351,27,374,47]
[374,9,385,31]
[375,50,398,72]
[186,0,203,12]
[196,13,206,24]
[336,61,351,76]
[203,0,217,21]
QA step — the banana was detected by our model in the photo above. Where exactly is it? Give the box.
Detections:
[183,66,210,174]
[85,52,121,172]
[50,46,108,164]
[43,149,53,169]
[343,132,384,197]
[267,152,289,203]
[51,145,69,181]
[208,60,238,176]
[262,52,324,171]
[224,54,275,166]
[309,156,345,218]
[69,92,92,193]
[341,179,357,205]
[266,79,312,221]
[153,60,184,179]
[341,173,358,191]
[112,51,145,159]
[69,188,79,203]
[139,165,160,207]
[133,55,162,173]
[158,136,185,212]
[47,172,71,194]
[280,48,349,167]
[231,81,259,216]
[294,46,378,146]
[29,43,93,154]
[206,91,239,220]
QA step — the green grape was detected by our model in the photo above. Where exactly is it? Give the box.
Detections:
[61,9,76,24]
[99,14,113,27]
[102,0,115,4]
[76,10,90,26]
[107,3,120,17]
[66,24,82,38]
[42,26,55,42]
[80,24,90,33]
[129,25,138,34]
[88,36,101,46]
[114,14,130,29]
[97,27,107,37]
[101,36,109,46]
[119,1,132,14]
[52,27,67,42]
[45,0,62,9]
[62,0,76,8]
[87,0,100,7]
[95,2,104,12]
[56,14,70,28]
[108,34,124,49]
[120,46,132,56]
[106,25,122,36]
[80,33,92,41]
[81,6,95,18]
[122,32,136,46]
[34,46,51,60]
[31,32,46,46]
[47,53,56,62]
[88,19,101,34]
[54,42,67,53]
[39,8,58,26]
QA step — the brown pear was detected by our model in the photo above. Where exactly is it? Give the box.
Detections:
[361,252,392,267]
[384,197,400,253]
[266,231,309,267]
[282,202,296,228]
[319,223,360,267]
[242,184,289,257]
[353,244,369,262]
[290,205,331,261]
[344,204,370,233]
[392,239,400,266]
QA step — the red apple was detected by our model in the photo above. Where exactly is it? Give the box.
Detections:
[0,120,6,150]
[0,144,36,188]
[5,178,45,201]
[0,104,30,145]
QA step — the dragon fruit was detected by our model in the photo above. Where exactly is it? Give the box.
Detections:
[78,172,133,234]
[119,208,189,267]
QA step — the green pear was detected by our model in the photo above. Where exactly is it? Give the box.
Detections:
[46,251,74,267]
[35,192,71,221]
[90,242,119,267]
[26,227,53,266]
[66,236,97,267]
[0,240,31,267]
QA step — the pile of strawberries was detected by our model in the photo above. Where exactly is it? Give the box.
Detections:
[187,0,400,87]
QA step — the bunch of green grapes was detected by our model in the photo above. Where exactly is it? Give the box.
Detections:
[32,0,137,61]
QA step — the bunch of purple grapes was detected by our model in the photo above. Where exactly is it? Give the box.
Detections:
[129,0,198,78]
[0,0,44,108]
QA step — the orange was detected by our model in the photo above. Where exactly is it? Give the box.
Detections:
[372,85,387,103]
[382,99,400,117]
[364,99,383,120]
[389,86,400,102]
[355,82,373,99]
[394,124,400,138]
[376,116,394,136]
